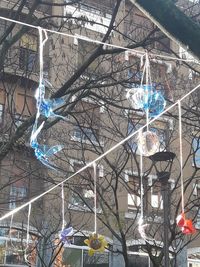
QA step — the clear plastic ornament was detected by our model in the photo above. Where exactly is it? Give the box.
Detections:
[142,84,153,111]
[138,130,160,156]
[126,85,153,110]
[126,87,144,109]
[148,91,166,117]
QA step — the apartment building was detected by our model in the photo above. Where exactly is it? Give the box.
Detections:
[0,0,200,267]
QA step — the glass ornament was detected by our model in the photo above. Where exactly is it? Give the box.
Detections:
[137,131,160,156]
[126,85,154,110]
[148,91,166,117]
[126,87,146,109]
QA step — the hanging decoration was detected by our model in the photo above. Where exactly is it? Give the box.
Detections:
[84,163,108,255]
[148,90,166,118]
[138,147,152,241]
[60,227,74,246]
[126,52,162,156]
[84,233,108,256]
[176,101,196,235]
[24,204,32,265]
[126,59,166,117]
[30,27,64,170]
[59,183,74,246]
[137,144,156,241]
[176,212,196,235]
[137,130,160,157]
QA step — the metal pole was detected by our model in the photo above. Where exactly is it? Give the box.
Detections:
[161,179,170,267]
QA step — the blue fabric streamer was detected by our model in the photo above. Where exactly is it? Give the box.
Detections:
[30,28,65,170]
[30,83,65,170]
[40,97,66,119]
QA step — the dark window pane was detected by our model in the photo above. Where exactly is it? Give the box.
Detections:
[19,48,37,72]
[83,250,109,267]
[128,254,149,267]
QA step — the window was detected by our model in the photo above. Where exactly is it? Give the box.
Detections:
[73,126,99,144]
[9,184,28,209]
[151,181,163,210]
[0,20,12,45]
[78,39,102,74]
[154,31,170,53]
[124,5,154,43]
[193,181,200,228]
[72,100,103,146]
[70,186,95,210]
[127,67,143,88]
[0,227,37,266]
[69,159,103,210]
[15,92,35,116]
[0,104,4,124]
[126,174,141,211]
[19,34,37,72]
[128,253,150,267]
[56,239,109,267]
[192,136,200,168]
[14,113,30,127]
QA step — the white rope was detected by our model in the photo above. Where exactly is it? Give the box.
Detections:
[139,140,144,228]
[0,82,199,222]
[26,204,31,246]
[61,182,65,231]
[178,100,185,213]
[93,162,97,233]
[38,27,48,86]
[24,203,31,265]
[145,52,150,131]
[0,15,199,64]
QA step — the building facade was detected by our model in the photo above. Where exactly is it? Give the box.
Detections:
[0,0,200,266]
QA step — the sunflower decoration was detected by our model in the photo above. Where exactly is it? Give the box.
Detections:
[84,233,108,256]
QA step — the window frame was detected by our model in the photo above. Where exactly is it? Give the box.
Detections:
[9,184,28,210]
[19,33,38,72]
[68,159,104,212]
[192,135,200,168]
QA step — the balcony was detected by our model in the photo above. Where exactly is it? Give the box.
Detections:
[4,45,49,81]
[64,1,112,34]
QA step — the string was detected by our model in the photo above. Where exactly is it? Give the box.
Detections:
[9,214,13,240]
[145,52,150,131]
[138,138,144,235]
[8,214,16,249]
[30,27,64,170]
[24,203,31,264]
[38,27,48,86]
[0,82,200,221]
[138,141,152,241]
[178,100,185,213]
[0,15,199,64]
[93,162,97,233]
[61,183,65,231]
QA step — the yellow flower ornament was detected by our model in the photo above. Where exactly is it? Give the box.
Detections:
[84,233,108,256]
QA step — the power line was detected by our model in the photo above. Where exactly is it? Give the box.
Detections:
[0,82,199,222]
[0,15,199,64]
